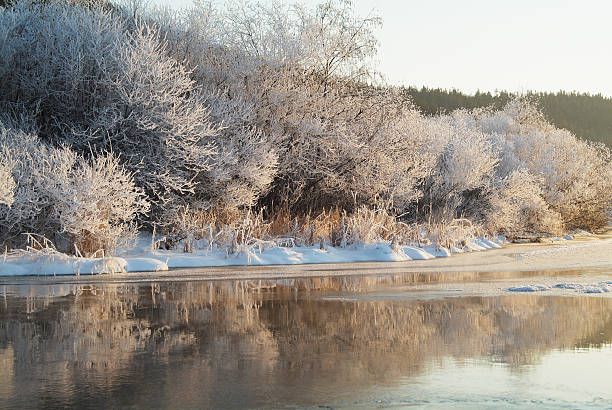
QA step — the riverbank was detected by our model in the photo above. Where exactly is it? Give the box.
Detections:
[0,229,609,283]
[0,232,504,276]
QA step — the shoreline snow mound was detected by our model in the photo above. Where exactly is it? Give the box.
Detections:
[0,235,507,276]
[476,237,502,249]
[401,246,436,260]
[124,258,168,272]
[0,255,127,276]
[422,244,451,258]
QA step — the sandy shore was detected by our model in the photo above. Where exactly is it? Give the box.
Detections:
[0,229,609,285]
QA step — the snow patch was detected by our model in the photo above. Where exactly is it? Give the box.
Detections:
[124,258,168,272]
[402,246,436,260]
[552,282,612,294]
[422,245,451,258]
[0,255,127,276]
[508,285,550,292]
[0,235,507,276]
[508,281,612,294]
[476,237,502,249]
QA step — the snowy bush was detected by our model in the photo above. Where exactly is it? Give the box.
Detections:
[157,0,406,212]
[405,98,612,234]
[485,169,563,236]
[0,115,55,244]
[0,2,125,133]
[480,98,612,231]
[39,152,150,255]
[85,24,221,203]
[0,114,149,254]
[422,110,498,219]
[411,98,612,233]
[200,92,278,209]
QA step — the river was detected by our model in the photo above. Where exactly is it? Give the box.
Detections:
[0,267,611,408]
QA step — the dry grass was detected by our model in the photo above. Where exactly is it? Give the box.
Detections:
[12,205,492,259]
[162,204,485,254]
[164,206,273,254]
[424,218,483,249]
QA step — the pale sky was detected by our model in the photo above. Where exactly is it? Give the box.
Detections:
[156,0,612,96]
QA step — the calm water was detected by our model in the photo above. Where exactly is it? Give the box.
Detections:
[1,269,612,409]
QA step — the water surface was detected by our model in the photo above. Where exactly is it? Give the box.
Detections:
[1,269,611,408]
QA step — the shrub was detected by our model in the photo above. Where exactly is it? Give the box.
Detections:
[41,152,150,255]
[0,114,149,255]
[422,110,498,219]
[481,98,612,231]
[485,169,563,236]
[200,92,278,209]
[0,115,56,245]
[0,1,282,217]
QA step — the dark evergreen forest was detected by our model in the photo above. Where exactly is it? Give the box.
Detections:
[404,87,612,148]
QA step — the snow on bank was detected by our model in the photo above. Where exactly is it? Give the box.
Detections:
[0,235,505,276]
[508,281,612,294]
[0,254,129,276]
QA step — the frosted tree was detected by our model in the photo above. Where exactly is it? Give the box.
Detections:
[157,0,401,212]
[485,169,563,236]
[0,113,149,254]
[0,3,126,135]
[0,114,52,243]
[39,152,150,255]
[82,23,220,203]
[421,110,499,220]
[479,98,612,230]
[348,107,437,211]
[200,92,278,209]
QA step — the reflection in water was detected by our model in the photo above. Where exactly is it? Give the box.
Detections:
[0,273,611,408]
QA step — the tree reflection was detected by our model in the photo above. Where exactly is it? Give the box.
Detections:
[0,275,611,408]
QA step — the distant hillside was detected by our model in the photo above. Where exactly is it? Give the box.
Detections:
[404,87,612,148]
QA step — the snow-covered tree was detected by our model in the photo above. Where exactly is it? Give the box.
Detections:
[1,1,281,216]
[479,98,612,230]
[0,114,52,243]
[201,93,278,208]
[39,152,150,255]
[420,110,499,219]
[157,0,398,212]
[0,113,148,254]
[485,169,563,235]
